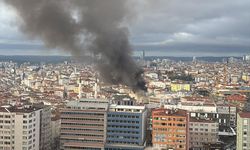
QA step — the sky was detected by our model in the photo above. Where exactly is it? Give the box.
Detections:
[0,0,250,56]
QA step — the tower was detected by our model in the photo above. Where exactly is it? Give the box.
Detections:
[78,78,82,99]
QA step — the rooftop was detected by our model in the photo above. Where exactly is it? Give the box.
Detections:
[190,117,217,123]
[238,111,250,118]
[152,108,188,117]
[0,105,42,113]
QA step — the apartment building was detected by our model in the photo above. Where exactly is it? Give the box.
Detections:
[60,99,109,150]
[189,118,219,149]
[152,108,189,150]
[170,83,191,92]
[0,104,51,150]
[237,112,250,150]
[105,105,147,150]
[34,104,52,150]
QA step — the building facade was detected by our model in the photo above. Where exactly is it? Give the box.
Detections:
[105,105,147,150]
[152,108,189,150]
[60,99,109,150]
[189,118,219,149]
[170,83,191,92]
[237,112,250,150]
[0,104,51,150]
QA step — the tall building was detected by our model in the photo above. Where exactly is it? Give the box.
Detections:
[34,104,52,150]
[60,99,109,150]
[51,114,61,150]
[152,108,189,150]
[237,112,250,150]
[243,54,250,62]
[105,104,147,150]
[0,104,51,150]
[189,118,219,149]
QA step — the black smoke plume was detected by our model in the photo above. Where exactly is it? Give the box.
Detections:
[4,0,147,91]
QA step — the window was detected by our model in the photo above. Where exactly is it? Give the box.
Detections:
[244,119,248,125]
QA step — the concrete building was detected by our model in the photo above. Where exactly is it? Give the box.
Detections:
[164,102,237,128]
[237,112,250,150]
[51,114,61,150]
[35,104,52,150]
[0,104,51,150]
[170,83,191,92]
[152,108,189,150]
[105,105,147,150]
[189,118,219,149]
[60,99,109,150]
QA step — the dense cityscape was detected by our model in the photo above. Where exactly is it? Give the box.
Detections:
[1,0,250,149]
[0,55,250,150]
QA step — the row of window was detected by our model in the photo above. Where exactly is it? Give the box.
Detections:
[107,125,139,129]
[108,114,140,119]
[190,128,218,132]
[107,130,139,134]
[153,122,186,127]
[61,117,103,121]
[62,112,104,116]
[154,138,186,143]
[153,128,186,132]
[108,120,139,124]
[0,120,13,124]
[61,123,104,127]
[107,141,139,145]
[153,117,185,122]
[107,135,139,140]
[61,128,103,132]
[61,133,104,137]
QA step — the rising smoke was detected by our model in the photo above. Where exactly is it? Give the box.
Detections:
[4,0,147,91]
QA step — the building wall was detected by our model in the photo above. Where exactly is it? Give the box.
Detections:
[171,84,191,92]
[237,113,250,150]
[189,120,218,149]
[152,109,189,150]
[105,105,147,150]
[60,109,106,150]
[51,118,61,150]
[39,106,52,150]
[106,111,145,148]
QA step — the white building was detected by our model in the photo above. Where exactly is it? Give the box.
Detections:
[0,104,51,150]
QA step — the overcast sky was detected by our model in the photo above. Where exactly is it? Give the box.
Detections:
[0,0,250,56]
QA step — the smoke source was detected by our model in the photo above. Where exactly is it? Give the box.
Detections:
[4,0,147,91]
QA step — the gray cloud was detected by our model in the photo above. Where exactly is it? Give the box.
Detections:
[131,0,250,55]
[0,0,250,56]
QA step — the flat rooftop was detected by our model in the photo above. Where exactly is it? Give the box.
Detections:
[152,108,187,117]
[0,105,42,113]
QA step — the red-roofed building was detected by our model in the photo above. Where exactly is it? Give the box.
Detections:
[237,111,250,149]
[226,94,247,102]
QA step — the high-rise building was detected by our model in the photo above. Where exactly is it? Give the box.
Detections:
[60,98,148,150]
[237,112,250,150]
[0,104,51,150]
[105,104,147,150]
[34,104,52,150]
[51,114,60,150]
[60,99,109,150]
[243,54,250,62]
[152,108,189,150]
[189,118,219,149]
